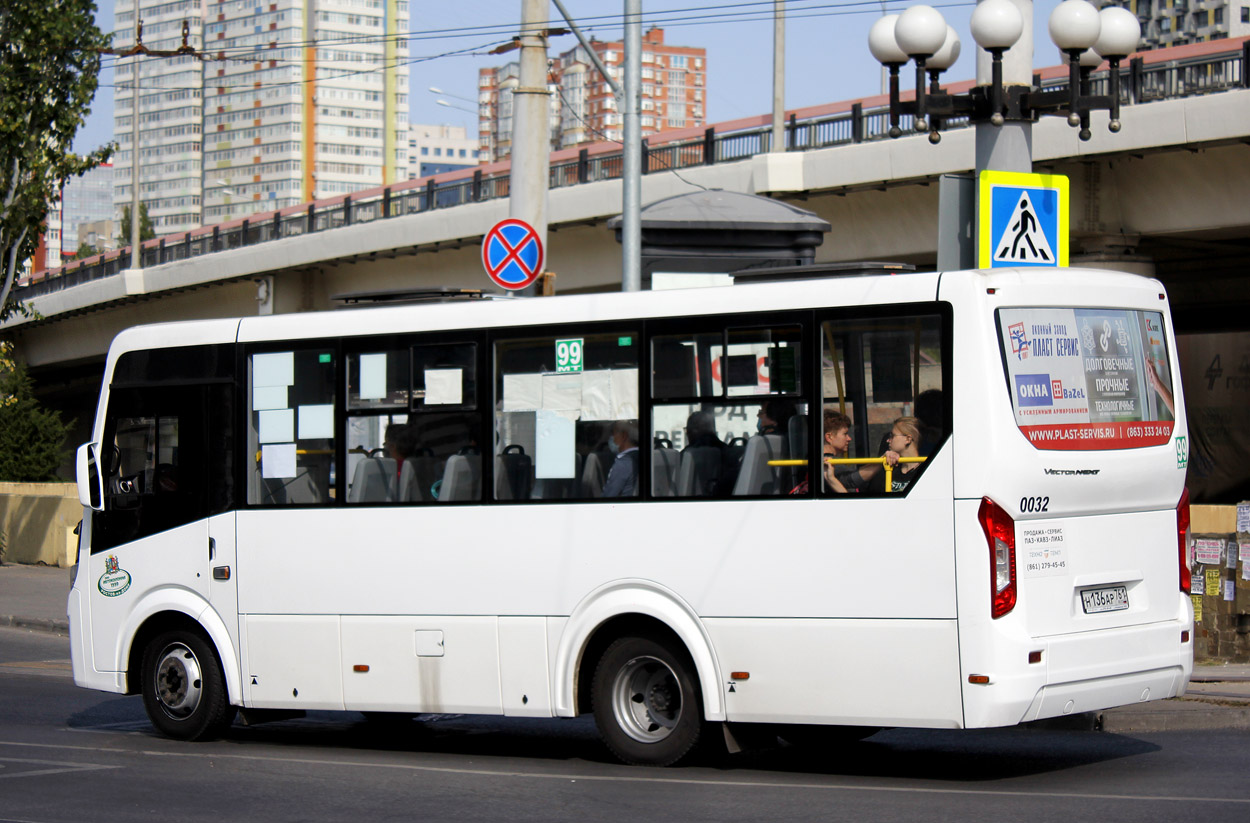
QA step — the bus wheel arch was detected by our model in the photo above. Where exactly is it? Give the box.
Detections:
[559,581,724,723]
[119,597,243,707]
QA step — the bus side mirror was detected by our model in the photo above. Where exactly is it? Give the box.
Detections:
[77,443,104,511]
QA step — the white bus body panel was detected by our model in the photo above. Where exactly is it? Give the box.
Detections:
[236,443,954,724]
[943,269,1192,727]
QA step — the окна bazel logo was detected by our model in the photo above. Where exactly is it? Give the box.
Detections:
[98,555,131,597]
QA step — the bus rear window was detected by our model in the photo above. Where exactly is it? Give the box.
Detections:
[997,308,1174,450]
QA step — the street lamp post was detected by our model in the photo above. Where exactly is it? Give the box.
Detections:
[867,0,1141,266]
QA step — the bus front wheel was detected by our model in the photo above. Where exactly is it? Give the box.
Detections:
[592,635,703,766]
[140,630,235,741]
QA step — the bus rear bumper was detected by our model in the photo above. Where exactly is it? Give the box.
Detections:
[964,616,1193,728]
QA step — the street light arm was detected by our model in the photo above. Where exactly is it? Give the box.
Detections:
[550,0,624,105]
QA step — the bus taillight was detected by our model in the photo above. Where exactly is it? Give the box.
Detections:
[979,497,1017,619]
[1177,487,1191,594]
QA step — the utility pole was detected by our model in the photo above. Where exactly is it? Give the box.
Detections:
[130,17,142,270]
[772,1,785,152]
[622,0,642,291]
[509,0,551,296]
[103,15,199,271]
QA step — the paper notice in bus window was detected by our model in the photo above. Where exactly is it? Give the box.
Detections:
[998,308,1174,450]
[612,369,639,418]
[543,374,582,411]
[258,408,294,443]
[297,404,334,440]
[253,385,287,411]
[253,352,294,389]
[424,369,462,405]
[503,374,541,411]
[536,409,576,479]
[581,371,613,420]
[359,353,387,400]
[261,443,296,478]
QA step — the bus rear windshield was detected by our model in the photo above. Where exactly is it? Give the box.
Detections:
[997,308,1174,450]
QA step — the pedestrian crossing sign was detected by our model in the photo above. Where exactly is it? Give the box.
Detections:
[978,170,1069,269]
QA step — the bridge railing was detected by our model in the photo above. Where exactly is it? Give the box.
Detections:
[19,40,1250,302]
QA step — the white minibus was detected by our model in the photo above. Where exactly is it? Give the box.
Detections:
[69,266,1193,765]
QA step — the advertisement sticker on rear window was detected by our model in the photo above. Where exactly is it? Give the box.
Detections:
[998,308,1174,450]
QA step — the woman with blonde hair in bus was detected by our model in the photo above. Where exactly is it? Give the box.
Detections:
[865,416,922,494]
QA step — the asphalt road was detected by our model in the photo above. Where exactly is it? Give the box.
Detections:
[2,626,1249,823]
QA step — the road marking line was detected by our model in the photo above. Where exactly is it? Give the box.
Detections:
[1,739,1248,804]
[0,756,119,780]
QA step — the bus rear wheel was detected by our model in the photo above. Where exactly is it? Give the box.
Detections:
[592,635,703,766]
[140,630,235,741]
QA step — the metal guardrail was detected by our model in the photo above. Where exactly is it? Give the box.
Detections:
[21,41,1249,301]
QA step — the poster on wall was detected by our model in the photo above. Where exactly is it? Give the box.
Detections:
[1177,333,1250,504]
[998,308,1174,450]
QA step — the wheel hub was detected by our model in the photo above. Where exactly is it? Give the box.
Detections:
[154,643,203,719]
[613,655,683,743]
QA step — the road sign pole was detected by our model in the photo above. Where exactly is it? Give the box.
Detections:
[509,0,550,297]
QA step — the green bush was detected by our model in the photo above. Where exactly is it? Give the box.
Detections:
[0,354,73,482]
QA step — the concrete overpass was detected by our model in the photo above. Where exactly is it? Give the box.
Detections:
[5,39,1250,441]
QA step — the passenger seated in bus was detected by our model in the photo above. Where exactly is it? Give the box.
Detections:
[602,420,640,498]
[801,409,892,494]
[863,416,922,494]
[384,423,410,479]
[756,398,796,436]
[684,411,723,451]
[680,411,734,497]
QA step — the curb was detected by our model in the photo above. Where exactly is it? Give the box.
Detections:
[1099,701,1250,733]
[0,615,69,635]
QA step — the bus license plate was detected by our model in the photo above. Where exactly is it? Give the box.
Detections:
[1081,586,1129,614]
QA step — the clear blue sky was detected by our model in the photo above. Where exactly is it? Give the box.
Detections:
[74,0,1069,155]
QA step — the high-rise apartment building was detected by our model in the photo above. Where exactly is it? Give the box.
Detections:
[113,0,409,236]
[477,61,561,162]
[407,124,482,178]
[478,28,706,162]
[60,164,116,253]
[1094,0,1250,49]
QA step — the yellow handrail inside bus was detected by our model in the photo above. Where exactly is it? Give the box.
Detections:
[767,456,927,493]
[254,448,333,462]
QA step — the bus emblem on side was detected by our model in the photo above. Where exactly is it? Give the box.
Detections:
[1175,436,1188,469]
[98,555,132,597]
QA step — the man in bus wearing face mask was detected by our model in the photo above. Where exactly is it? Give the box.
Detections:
[602,420,640,498]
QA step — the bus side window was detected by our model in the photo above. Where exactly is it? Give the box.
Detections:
[650,321,808,498]
[93,347,234,552]
[818,312,948,496]
[248,348,335,506]
[493,330,639,501]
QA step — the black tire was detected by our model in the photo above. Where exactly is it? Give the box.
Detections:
[592,635,704,766]
[140,629,236,741]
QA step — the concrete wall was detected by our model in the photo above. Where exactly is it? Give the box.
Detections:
[0,483,80,568]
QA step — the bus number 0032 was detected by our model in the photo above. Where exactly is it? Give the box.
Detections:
[1020,496,1049,513]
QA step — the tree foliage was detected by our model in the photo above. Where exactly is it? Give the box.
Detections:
[0,341,72,481]
[1,0,112,320]
[119,202,155,246]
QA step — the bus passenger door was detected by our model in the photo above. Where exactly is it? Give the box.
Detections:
[89,382,238,674]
